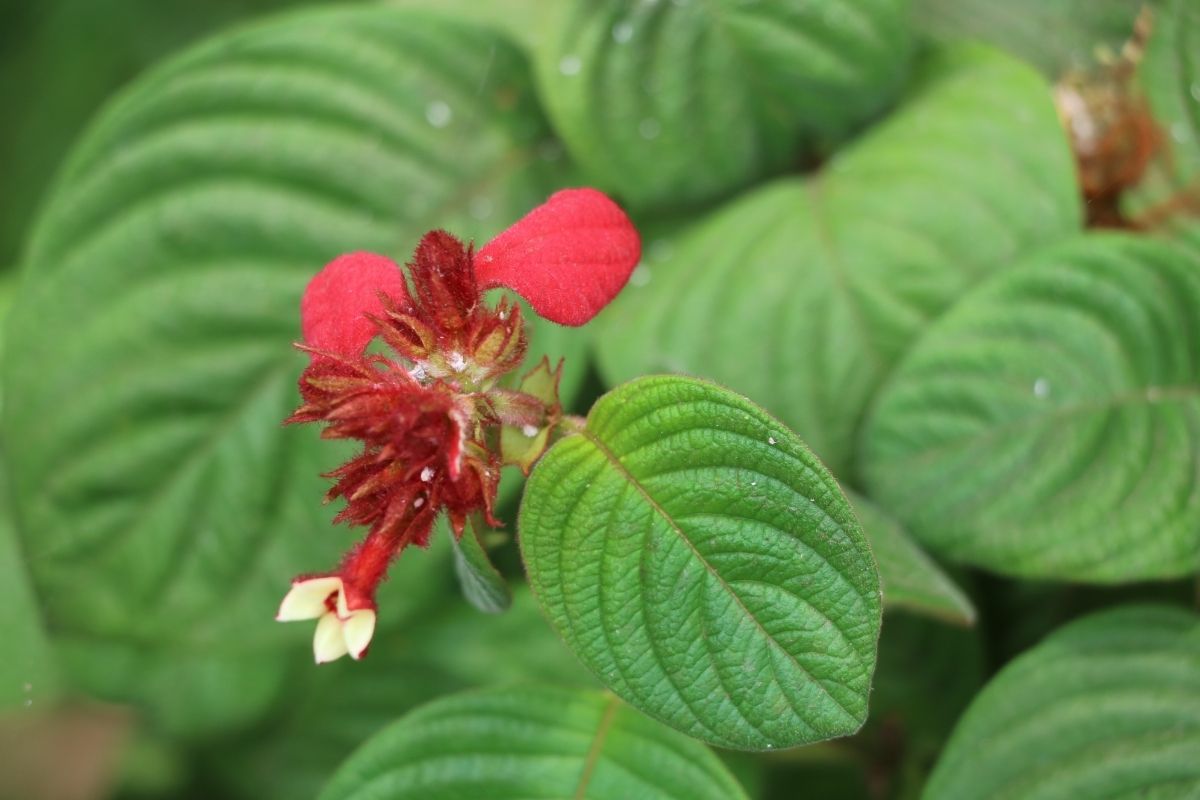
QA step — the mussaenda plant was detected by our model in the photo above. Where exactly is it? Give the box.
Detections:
[274,188,641,663]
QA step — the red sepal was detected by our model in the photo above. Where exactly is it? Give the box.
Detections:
[301,252,411,358]
[475,188,641,326]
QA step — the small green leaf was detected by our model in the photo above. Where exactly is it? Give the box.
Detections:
[449,517,511,614]
[925,605,1200,800]
[318,686,749,800]
[2,6,576,650]
[535,0,911,210]
[520,375,881,750]
[594,44,1081,474]
[862,234,1200,581]
[848,491,975,625]
[1126,0,1200,226]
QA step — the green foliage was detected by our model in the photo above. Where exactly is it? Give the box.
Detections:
[520,375,881,750]
[594,44,1081,474]
[910,0,1143,76]
[925,605,1200,799]
[534,0,911,211]
[1127,0,1200,223]
[863,234,1200,581]
[2,6,580,653]
[4,1,1198,797]
[318,686,749,800]
[848,491,975,625]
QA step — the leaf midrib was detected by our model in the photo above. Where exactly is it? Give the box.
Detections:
[578,428,859,726]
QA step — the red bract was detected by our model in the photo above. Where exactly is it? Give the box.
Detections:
[278,188,639,663]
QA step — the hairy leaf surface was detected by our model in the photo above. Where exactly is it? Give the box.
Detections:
[520,375,881,750]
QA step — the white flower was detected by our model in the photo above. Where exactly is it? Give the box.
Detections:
[276,576,376,664]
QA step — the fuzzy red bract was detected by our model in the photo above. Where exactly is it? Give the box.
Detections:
[281,188,639,662]
[476,188,641,326]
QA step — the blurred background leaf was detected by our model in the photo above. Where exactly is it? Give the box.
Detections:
[533,0,912,212]
[594,44,1082,476]
[863,234,1200,582]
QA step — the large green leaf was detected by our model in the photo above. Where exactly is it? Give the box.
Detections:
[911,0,1142,77]
[848,491,975,625]
[1126,0,1200,226]
[2,7,582,650]
[534,0,911,211]
[594,45,1082,475]
[211,583,592,800]
[319,686,749,800]
[862,234,1200,582]
[924,605,1200,800]
[519,375,881,750]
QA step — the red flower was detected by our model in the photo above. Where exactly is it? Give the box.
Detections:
[277,189,639,663]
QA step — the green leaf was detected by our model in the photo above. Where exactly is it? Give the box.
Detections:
[1,7,577,650]
[925,605,1200,800]
[318,686,749,800]
[847,491,975,625]
[594,45,1082,475]
[449,517,512,614]
[910,0,1142,76]
[519,375,881,750]
[0,467,61,711]
[534,0,911,210]
[862,234,1200,582]
[1126,0,1200,226]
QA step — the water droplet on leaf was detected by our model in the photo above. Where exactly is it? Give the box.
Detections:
[425,100,452,128]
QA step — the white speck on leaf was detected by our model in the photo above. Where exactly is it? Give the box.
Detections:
[559,55,582,76]
[768,436,777,445]
[425,100,452,128]
[522,424,539,438]
[1033,378,1050,398]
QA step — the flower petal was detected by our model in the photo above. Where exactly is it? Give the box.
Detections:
[342,609,377,660]
[301,252,411,357]
[475,188,641,326]
[276,575,343,621]
[313,611,350,664]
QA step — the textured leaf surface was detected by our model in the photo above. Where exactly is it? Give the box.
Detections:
[925,605,1200,800]
[848,491,974,625]
[911,0,1142,76]
[449,518,511,614]
[1126,0,1200,225]
[535,0,911,210]
[319,686,748,800]
[1,7,581,648]
[594,45,1081,474]
[520,375,881,750]
[213,584,593,800]
[863,234,1200,581]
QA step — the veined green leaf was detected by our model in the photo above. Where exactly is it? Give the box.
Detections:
[594,45,1081,475]
[1,7,580,650]
[848,491,975,625]
[449,517,512,614]
[1126,0,1200,226]
[862,234,1200,581]
[318,686,749,800]
[520,375,881,750]
[535,0,911,210]
[925,605,1200,800]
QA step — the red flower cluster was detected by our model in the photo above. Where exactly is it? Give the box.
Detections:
[276,189,640,662]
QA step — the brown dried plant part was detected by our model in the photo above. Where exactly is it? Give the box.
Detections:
[1055,5,1163,227]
